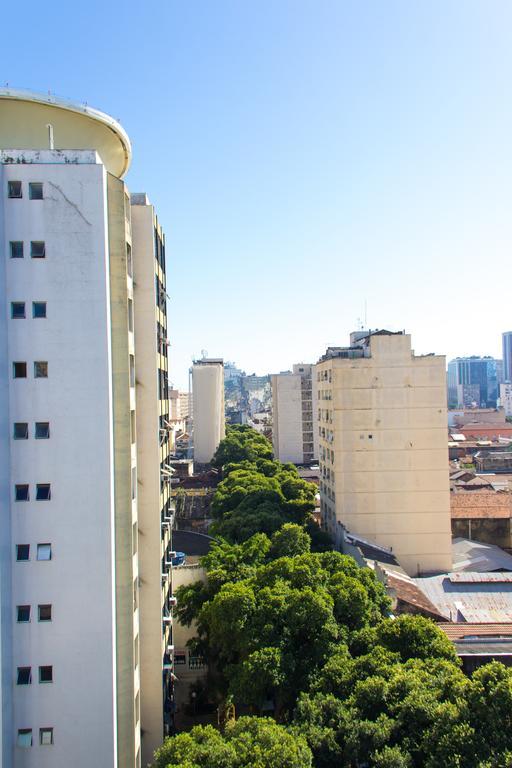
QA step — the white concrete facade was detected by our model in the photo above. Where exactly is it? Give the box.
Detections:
[500,383,512,418]
[317,332,452,576]
[192,360,225,464]
[271,363,318,464]
[1,152,120,767]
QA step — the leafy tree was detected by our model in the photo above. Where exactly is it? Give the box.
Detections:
[152,718,312,768]
[212,425,273,469]
[269,523,311,559]
[376,615,459,663]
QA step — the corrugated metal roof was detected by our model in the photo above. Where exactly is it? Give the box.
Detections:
[452,538,512,572]
[449,572,512,583]
[415,572,512,622]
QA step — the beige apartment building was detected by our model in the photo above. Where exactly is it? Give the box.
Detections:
[271,364,318,464]
[192,359,225,464]
[317,330,452,576]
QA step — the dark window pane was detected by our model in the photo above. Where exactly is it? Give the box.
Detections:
[16,544,30,561]
[8,181,22,198]
[39,666,52,683]
[10,241,24,258]
[15,485,29,502]
[32,302,46,318]
[36,484,51,501]
[13,362,27,378]
[17,667,31,685]
[13,423,28,440]
[11,302,25,319]
[35,422,50,439]
[34,361,48,378]
[38,604,52,622]
[17,605,30,622]
[29,183,43,200]
[30,241,45,259]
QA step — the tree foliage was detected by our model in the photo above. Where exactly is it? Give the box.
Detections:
[153,718,312,768]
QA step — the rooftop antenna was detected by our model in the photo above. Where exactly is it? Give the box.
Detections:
[47,124,54,150]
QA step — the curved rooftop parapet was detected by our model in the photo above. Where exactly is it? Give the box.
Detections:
[0,88,131,178]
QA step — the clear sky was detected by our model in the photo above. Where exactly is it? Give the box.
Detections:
[2,1,512,388]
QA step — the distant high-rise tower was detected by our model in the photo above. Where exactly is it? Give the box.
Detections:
[192,359,225,464]
[317,330,451,576]
[447,356,502,408]
[271,364,318,464]
[503,332,512,383]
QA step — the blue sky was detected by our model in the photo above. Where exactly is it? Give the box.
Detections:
[3,1,512,388]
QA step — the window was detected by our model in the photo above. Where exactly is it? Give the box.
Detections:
[32,301,47,318]
[36,484,51,501]
[37,543,52,561]
[133,578,138,611]
[13,423,28,440]
[17,667,31,685]
[16,544,30,561]
[11,302,25,319]
[132,522,138,556]
[129,355,135,388]
[38,604,52,622]
[128,298,134,332]
[30,241,45,259]
[17,729,32,748]
[39,665,53,683]
[34,361,48,378]
[15,484,29,501]
[126,243,133,277]
[40,728,53,746]
[135,691,140,724]
[131,466,137,500]
[17,605,30,623]
[35,422,50,439]
[174,652,186,666]
[8,181,22,198]
[14,483,29,501]
[29,183,43,200]
[130,410,135,444]
[10,241,24,258]
[13,362,27,378]
[134,634,139,669]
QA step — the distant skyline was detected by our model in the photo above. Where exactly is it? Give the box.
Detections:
[2,1,511,388]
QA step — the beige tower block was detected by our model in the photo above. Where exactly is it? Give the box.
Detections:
[317,332,452,576]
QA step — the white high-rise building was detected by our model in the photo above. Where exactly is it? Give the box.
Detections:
[0,89,172,768]
[192,359,225,464]
[271,364,319,464]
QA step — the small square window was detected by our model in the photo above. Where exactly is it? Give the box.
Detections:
[37,543,51,561]
[15,485,29,502]
[16,544,30,561]
[32,301,47,318]
[30,241,45,259]
[8,181,22,199]
[34,361,48,378]
[36,484,51,501]
[17,605,31,622]
[40,728,53,746]
[13,362,27,379]
[17,729,32,748]
[11,302,25,319]
[38,604,52,622]
[35,422,50,439]
[17,667,31,685]
[29,183,43,200]
[39,665,53,683]
[10,241,24,258]
[13,423,28,440]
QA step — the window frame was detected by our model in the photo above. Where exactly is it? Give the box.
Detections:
[37,543,52,561]
[17,666,32,685]
[15,484,29,502]
[17,729,32,748]
[17,605,31,623]
[13,423,29,440]
[8,180,22,199]
[28,182,43,200]
[13,362,27,379]
[38,604,52,622]
[36,484,51,501]
[11,302,26,319]
[9,241,24,258]
[40,728,53,746]
[30,241,46,259]
[16,544,30,561]
[32,301,47,319]
[38,665,53,684]
[34,361,48,378]
[35,422,50,439]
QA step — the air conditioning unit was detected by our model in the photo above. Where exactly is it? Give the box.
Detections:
[168,596,177,607]
[167,644,174,653]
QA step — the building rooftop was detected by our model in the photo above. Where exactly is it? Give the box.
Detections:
[414,571,512,622]
[451,491,511,519]
[452,537,512,572]
[0,87,131,178]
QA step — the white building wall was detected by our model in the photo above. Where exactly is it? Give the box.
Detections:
[1,155,118,767]
[192,362,225,464]
[500,383,512,418]
[271,374,303,463]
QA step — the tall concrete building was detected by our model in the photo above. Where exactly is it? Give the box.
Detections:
[0,89,172,768]
[503,332,512,383]
[271,363,319,464]
[192,358,225,464]
[317,330,451,576]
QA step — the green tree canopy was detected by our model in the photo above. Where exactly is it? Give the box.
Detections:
[152,718,312,768]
